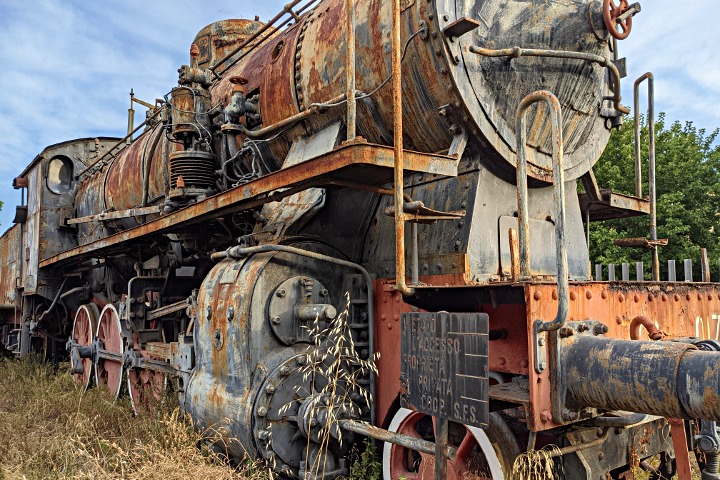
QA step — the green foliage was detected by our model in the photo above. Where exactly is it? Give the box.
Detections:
[590,114,720,279]
[347,437,382,480]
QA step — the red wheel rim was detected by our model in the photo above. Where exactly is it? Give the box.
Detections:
[71,304,99,389]
[383,409,504,479]
[95,304,124,399]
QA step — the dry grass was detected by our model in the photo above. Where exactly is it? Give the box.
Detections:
[0,356,272,480]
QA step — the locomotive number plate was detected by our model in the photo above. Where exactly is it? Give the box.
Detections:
[401,312,489,428]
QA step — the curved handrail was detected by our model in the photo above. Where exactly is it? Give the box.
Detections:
[515,91,569,333]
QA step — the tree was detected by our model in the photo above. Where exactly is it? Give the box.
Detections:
[589,114,720,279]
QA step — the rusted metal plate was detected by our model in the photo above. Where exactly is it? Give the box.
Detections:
[578,190,650,221]
[526,282,720,431]
[0,224,21,308]
[24,166,41,293]
[40,144,458,268]
[401,311,489,428]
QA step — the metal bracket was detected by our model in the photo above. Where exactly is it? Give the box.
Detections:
[533,326,547,373]
[384,201,465,224]
[442,17,481,38]
[696,419,720,454]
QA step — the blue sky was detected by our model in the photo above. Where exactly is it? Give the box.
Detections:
[0,0,718,231]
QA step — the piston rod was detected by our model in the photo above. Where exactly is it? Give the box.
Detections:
[337,419,456,460]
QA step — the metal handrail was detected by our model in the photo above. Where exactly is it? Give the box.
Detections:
[633,72,659,280]
[391,0,413,296]
[515,91,569,333]
[345,0,356,141]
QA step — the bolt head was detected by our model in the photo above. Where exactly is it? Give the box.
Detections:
[265,384,276,394]
[280,365,291,376]
[257,406,268,417]
[538,337,545,346]
[271,316,281,325]
[276,289,286,297]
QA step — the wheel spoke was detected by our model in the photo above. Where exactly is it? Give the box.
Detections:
[95,304,124,399]
[384,409,516,480]
[455,429,478,460]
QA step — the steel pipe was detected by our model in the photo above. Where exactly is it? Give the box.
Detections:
[236,94,346,139]
[337,419,456,460]
[345,0,356,141]
[633,73,658,280]
[392,0,413,296]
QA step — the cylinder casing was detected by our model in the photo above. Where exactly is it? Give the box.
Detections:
[564,336,720,421]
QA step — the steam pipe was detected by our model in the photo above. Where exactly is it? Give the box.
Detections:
[392,0,413,296]
[35,277,68,325]
[235,94,346,139]
[345,0,356,141]
[629,315,663,340]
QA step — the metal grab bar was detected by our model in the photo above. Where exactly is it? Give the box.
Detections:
[633,73,659,280]
[469,45,629,115]
[515,91,569,333]
[345,0,356,141]
[391,0,414,296]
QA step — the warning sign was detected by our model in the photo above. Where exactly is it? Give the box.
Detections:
[401,312,489,428]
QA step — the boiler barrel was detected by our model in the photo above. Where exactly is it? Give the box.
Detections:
[215,0,617,182]
[564,336,720,421]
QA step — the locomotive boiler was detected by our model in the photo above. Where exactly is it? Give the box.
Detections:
[3,0,720,478]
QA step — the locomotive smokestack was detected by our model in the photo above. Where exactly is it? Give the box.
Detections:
[564,336,720,421]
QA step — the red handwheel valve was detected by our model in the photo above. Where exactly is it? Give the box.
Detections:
[603,0,635,40]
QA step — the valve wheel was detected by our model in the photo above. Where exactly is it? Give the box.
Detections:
[95,304,125,399]
[382,409,519,479]
[603,0,632,40]
[70,303,99,390]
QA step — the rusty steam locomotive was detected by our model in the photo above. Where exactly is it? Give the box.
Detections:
[2,0,720,478]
